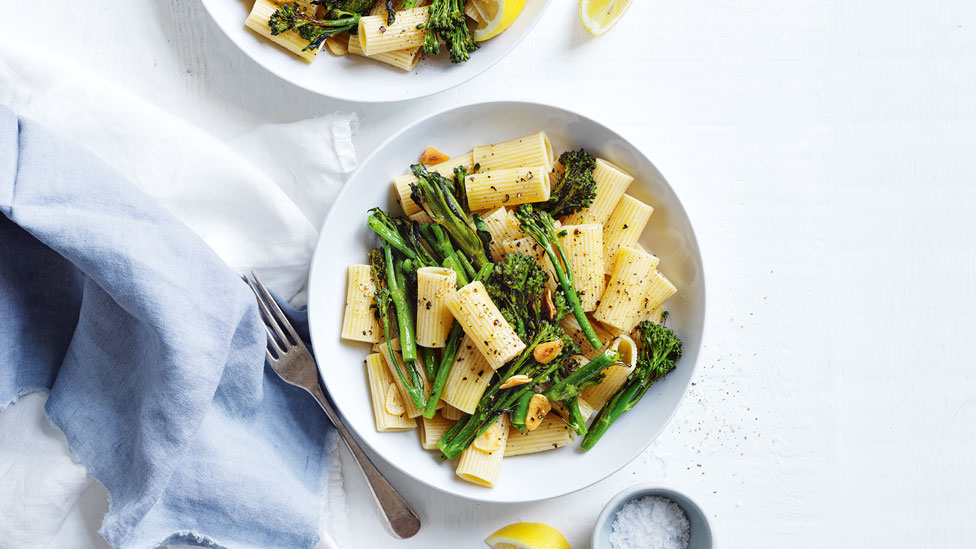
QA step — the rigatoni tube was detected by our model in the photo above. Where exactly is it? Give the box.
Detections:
[472,131,554,172]
[340,265,382,343]
[441,335,495,413]
[504,415,575,456]
[563,159,634,225]
[415,267,457,348]
[456,414,510,487]
[602,194,654,272]
[594,246,661,335]
[365,353,416,432]
[445,281,526,370]
[465,166,551,211]
[357,7,429,56]
[557,224,605,312]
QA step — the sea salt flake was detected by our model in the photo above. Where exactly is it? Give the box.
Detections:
[608,495,691,549]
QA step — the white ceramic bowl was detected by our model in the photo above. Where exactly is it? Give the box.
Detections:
[307,101,706,502]
[200,0,551,102]
[592,484,714,549]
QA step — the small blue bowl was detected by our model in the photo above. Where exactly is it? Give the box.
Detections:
[592,484,713,549]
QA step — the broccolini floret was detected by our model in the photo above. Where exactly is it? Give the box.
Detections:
[486,253,569,340]
[423,0,479,63]
[541,149,598,218]
[269,2,363,52]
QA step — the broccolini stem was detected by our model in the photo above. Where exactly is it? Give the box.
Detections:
[386,248,417,363]
[510,390,534,428]
[422,322,462,419]
[543,349,619,401]
[419,346,438,380]
[367,209,415,259]
[580,379,642,450]
[378,295,427,412]
[562,396,588,436]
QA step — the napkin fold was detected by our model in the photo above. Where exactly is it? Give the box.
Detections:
[0,106,338,548]
[0,41,356,549]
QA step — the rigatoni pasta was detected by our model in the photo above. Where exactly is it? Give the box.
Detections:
[594,246,661,335]
[419,413,455,450]
[446,281,526,370]
[341,265,382,343]
[558,224,605,312]
[365,353,416,431]
[456,414,510,487]
[564,159,634,225]
[505,415,575,456]
[441,335,494,413]
[602,194,654,272]
[346,30,423,71]
[415,267,457,348]
[356,7,429,56]
[465,166,551,211]
[472,131,553,172]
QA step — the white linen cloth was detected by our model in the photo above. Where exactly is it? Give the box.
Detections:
[0,40,356,548]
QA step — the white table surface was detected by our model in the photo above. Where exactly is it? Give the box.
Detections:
[7,1,976,547]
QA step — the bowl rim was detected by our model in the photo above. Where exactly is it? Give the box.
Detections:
[198,0,553,103]
[307,99,708,502]
[591,482,715,548]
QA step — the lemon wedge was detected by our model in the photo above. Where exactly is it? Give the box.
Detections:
[467,0,527,42]
[580,0,634,36]
[485,522,571,549]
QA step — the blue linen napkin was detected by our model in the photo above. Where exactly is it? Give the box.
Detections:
[0,106,337,548]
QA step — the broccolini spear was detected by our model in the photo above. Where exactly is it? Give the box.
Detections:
[418,222,476,282]
[540,149,598,218]
[269,2,362,52]
[423,0,479,63]
[581,318,683,450]
[367,208,437,267]
[486,253,569,341]
[410,164,491,269]
[514,204,604,350]
[369,248,427,410]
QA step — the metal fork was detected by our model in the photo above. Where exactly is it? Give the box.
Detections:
[245,272,421,539]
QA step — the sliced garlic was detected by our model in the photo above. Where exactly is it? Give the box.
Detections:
[473,421,502,452]
[384,384,405,416]
[499,374,532,389]
[525,394,551,431]
[533,340,564,364]
[420,147,450,165]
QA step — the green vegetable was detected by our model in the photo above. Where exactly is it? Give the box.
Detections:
[410,164,491,270]
[423,0,479,63]
[513,204,604,350]
[540,149,597,218]
[543,349,618,402]
[581,318,682,450]
[369,248,427,410]
[268,3,362,52]
[485,253,569,341]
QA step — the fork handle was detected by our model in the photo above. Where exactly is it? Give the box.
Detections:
[307,383,422,539]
